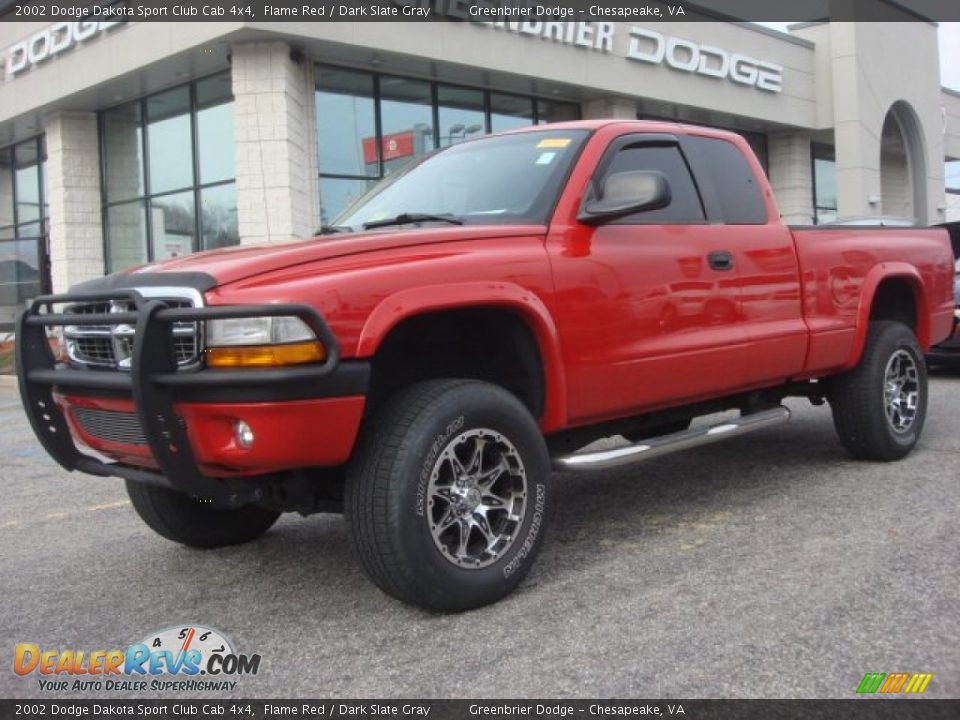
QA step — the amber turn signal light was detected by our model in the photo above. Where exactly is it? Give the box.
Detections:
[205,341,326,368]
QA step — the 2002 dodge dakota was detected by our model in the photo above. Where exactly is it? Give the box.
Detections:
[17,120,957,610]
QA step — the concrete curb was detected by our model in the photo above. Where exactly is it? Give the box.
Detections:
[0,375,18,389]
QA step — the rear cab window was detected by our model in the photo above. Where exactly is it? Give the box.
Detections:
[682,135,768,225]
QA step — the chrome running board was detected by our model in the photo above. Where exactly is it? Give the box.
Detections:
[552,406,791,472]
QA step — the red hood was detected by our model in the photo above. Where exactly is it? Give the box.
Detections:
[121,225,544,287]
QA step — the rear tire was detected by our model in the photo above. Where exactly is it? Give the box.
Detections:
[125,480,280,548]
[830,321,927,461]
[346,380,552,612]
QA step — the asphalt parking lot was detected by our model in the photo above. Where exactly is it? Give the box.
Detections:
[1,371,958,700]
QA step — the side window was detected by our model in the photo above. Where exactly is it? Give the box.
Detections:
[685,135,767,224]
[602,144,705,224]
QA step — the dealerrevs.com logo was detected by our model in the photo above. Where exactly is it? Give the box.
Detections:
[13,625,261,693]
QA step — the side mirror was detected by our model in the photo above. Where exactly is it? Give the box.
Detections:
[577,170,672,225]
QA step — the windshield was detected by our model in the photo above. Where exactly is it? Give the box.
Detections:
[333,129,589,230]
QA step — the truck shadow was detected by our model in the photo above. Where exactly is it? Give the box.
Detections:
[114,383,954,622]
[228,405,852,612]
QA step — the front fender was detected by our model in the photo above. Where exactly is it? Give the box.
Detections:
[356,281,567,431]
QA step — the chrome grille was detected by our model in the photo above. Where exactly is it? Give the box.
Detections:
[72,407,146,446]
[63,289,202,370]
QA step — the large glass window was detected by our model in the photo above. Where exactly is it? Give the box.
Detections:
[490,93,534,133]
[316,67,377,178]
[0,136,48,327]
[947,160,960,194]
[437,86,485,147]
[812,143,837,225]
[379,76,434,176]
[315,64,580,223]
[100,73,237,272]
[0,137,47,239]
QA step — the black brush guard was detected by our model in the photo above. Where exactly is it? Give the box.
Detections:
[16,289,341,508]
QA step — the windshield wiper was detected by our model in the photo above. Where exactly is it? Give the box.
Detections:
[362,213,464,230]
[316,225,353,235]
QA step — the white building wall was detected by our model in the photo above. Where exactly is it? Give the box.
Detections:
[799,22,945,224]
[44,112,104,292]
[767,134,814,225]
[231,41,317,245]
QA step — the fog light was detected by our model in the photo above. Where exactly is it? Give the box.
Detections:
[234,420,254,449]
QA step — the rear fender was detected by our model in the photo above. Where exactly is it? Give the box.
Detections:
[356,282,567,431]
[846,263,928,368]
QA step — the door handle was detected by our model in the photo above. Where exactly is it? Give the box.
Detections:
[707,251,734,271]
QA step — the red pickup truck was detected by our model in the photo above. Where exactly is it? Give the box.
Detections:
[17,120,957,611]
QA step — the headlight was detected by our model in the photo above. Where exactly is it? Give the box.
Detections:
[205,316,326,368]
[207,316,315,346]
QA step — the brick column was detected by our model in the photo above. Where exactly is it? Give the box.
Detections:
[44,112,105,292]
[767,134,814,226]
[231,41,316,245]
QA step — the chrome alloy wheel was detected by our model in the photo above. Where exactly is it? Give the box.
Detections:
[883,349,920,434]
[426,428,527,568]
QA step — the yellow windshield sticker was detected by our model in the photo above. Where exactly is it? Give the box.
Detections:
[536,138,572,149]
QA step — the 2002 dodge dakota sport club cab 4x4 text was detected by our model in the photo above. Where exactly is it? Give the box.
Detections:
[17,121,958,611]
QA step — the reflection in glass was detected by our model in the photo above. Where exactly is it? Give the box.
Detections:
[536,99,580,124]
[201,183,238,250]
[316,67,377,177]
[147,87,193,194]
[150,191,196,260]
[814,153,837,225]
[946,160,960,193]
[320,176,376,227]
[438,85,484,147]
[0,148,13,230]
[197,101,235,185]
[40,148,49,222]
[107,201,148,272]
[15,164,40,224]
[0,238,41,314]
[379,76,434,176]
[490,93,534,133]
[196,73,232,108]
[16,222,42,238]
[103,102,145,202]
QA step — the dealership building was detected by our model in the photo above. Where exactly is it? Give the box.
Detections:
[1,8,959,326]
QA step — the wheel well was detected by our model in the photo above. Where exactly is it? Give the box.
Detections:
[365,308,545,419]
[869,278,917,332]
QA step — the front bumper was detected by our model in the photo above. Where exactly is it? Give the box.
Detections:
[17,289,368,506]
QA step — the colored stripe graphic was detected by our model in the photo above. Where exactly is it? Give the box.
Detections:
[903,673,933,694]
[857,672,932,694]
[857,673,885,693]
[879,672,909,693]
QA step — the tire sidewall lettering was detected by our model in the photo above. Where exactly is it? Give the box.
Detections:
[409,404,549,583]
[503,482,545,579]
[415,415,464,516]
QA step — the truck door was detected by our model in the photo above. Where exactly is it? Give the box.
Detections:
[546,133,748,424]
[680,134,806,384]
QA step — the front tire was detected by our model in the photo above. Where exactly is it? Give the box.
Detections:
[830,321,928,461]
[125,480,280,548]
[346,380,552,612]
